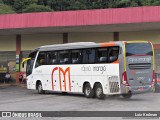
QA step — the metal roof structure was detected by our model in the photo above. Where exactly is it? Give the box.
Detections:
[0,6,160,35]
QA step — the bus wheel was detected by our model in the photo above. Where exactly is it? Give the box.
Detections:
[95,83,105,99]
[84,83,94,98]
[37,82,45,94]
[121,93,132,99]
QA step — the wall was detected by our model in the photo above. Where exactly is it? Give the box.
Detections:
[21,33,63,50]
[119,30,160,44]
[68,32,113,43]
[0,35,16,51]
[1,31,160,73]
[0,31,159,52]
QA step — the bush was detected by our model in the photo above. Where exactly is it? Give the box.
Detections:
[0,4,15,14]
[23,4,53,13]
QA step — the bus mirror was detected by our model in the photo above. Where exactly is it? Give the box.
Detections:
[21,58,31,68]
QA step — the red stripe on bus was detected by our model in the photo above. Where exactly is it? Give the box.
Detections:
[59,69,62,91]
[112,60,119,64]
[51,67,58,91]
[100,42,115,47]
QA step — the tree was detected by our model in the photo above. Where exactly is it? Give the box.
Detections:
[84,0,102,9]
[106,0,142,8]
[23,4,52,13]
[0,0,3,4]
[117,0,131,7]
[141,0,160,6]
[1,0,160,15]
[107,0,120,8]
[47,0,71,11]
[0,4,15,14]
[68,0,88,10]
[37,0,48,6]
[2,0,14,6]
[115,0,141,8]
[13,0,38,13]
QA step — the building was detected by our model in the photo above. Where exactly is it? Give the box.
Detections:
[0,6,160,82]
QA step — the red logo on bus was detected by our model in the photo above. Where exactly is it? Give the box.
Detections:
[51,67,71,91]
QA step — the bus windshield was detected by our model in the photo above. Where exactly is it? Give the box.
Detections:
[126,43,153,56]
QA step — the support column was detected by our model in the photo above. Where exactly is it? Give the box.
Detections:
[153,44,160,72]
[16,34,21,83]
[113,32,119,41]
[63,33,68,43]
[153,44,160,49]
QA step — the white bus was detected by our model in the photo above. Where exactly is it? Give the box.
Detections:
[22,41,155,99]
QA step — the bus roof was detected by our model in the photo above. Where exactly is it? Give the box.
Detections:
[36,41,150,52]
[38,42,98,51]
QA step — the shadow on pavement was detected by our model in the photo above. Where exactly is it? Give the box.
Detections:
[0,85,152,101]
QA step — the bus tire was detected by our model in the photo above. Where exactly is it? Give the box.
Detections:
[121,93,132,99]
[84,83,94,98]
[95,83,105,99]
[37,82,45,94]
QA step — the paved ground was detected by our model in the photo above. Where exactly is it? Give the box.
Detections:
[0,86,160,120]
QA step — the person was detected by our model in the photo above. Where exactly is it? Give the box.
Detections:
[19,72,23,84]
[109,50,118,62]
[5,72,11,83]
[22,73,26,84]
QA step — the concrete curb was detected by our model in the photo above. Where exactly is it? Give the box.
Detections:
[0,83,27,88]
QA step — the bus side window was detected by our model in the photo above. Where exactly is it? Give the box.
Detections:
[108,47,119,63]
[96,48,107,63]
[35,52,46,68]
[47,51,57,65]
[59,50,70,64]
[82,49,95,64]
[71,50,81,64]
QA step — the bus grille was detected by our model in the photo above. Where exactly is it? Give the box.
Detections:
[109,82,120,93]
[128,63,151,69]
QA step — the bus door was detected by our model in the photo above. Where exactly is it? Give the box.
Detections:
[22,51,37,89]
[125,43,153,87]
